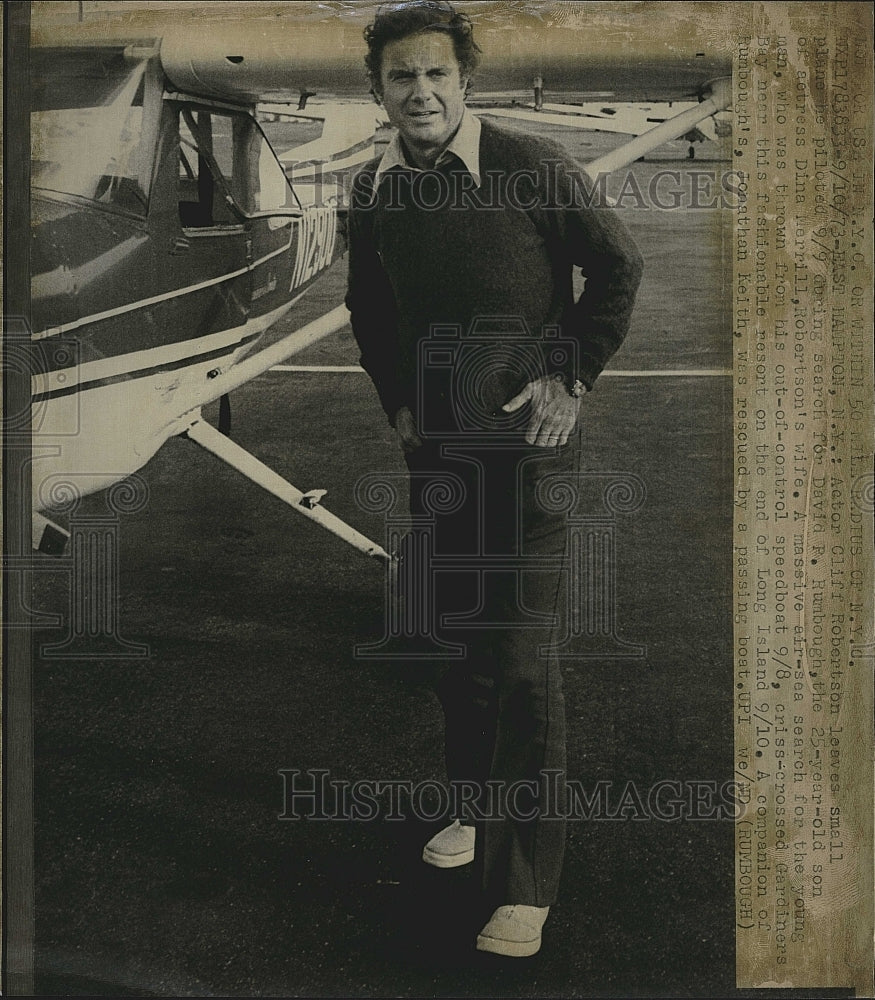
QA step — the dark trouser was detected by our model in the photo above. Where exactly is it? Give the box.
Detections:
[405,434,578,908]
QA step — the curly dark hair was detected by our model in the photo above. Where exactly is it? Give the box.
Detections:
[364,1,481,94]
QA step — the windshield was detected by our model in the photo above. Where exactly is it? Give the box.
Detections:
[31,47,154,215]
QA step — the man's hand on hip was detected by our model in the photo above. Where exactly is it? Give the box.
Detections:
[502,375,582,447]
[394,406,423,453]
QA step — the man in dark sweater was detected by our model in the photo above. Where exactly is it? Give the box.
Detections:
[346,0,643,957]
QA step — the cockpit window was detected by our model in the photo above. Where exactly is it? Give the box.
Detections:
[31,46,155,215]
[178,108,241,228]
[177,106,301,229]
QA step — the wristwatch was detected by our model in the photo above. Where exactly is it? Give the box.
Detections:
[554,373,588,398]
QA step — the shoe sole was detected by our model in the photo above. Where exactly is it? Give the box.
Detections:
[421,846,475,868]
[476,933,541,957]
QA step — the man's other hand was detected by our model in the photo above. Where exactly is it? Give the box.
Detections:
[394,406,423,453]
[502,375,582,447]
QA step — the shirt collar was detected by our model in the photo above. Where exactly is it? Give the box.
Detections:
[374,109,481,188]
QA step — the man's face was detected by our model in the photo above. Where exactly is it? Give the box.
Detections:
[377,31,468,167]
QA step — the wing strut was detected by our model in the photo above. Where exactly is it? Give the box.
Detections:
[583,77,731,180]
[184,417,391,564]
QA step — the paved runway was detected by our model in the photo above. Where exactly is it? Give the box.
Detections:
[29,125,850,997]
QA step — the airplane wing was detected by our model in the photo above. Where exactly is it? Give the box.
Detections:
[470,97,732,144]
[265,102,389,186]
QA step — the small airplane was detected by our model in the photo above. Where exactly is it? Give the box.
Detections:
[27,13,730,564]
[30,34,388,561]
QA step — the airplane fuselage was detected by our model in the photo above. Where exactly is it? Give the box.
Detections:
[31,43,343,514]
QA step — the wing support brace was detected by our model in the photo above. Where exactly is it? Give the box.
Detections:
[583,77,732,180]
[184,417,391,563]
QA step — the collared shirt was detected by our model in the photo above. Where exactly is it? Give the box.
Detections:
[374,108,482,188]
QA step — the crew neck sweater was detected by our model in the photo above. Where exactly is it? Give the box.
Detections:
[345,117,644,428]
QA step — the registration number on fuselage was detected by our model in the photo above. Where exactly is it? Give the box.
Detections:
[290,206,337,290]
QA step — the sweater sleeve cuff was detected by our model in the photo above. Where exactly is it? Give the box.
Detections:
[577,353,604,391]
[378,385,416,428]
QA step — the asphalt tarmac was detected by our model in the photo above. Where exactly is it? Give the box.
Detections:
[28,126,853,997]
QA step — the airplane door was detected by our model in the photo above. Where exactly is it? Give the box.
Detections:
[234,117,309,318]
[172,106,252,342]
[168,104,335,348]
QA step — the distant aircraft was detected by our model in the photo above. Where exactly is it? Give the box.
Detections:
[28,14,730,562]
[262,100,389,189]
[468,91,732,153]
[265,81,732,198]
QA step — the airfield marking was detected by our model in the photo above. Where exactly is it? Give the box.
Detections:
[270,365,732,376]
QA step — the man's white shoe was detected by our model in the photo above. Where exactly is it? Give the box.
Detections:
[421,820,475,868]
[476,905,550,957]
